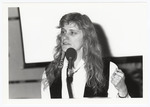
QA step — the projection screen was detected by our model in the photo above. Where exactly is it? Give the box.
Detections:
[19,3,147,67]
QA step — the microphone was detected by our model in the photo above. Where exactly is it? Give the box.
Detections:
[65,48,77,77]
[66,48,77,98]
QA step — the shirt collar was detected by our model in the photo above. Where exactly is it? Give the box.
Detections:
[63,57,85,71]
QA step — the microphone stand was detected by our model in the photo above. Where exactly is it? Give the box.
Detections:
[66,57,74,98]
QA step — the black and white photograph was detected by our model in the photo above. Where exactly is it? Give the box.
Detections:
[1,1,150,106]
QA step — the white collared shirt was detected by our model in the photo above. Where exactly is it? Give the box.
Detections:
[61,58,86,98]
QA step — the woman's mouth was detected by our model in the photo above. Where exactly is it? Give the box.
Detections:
[63,42,70,45]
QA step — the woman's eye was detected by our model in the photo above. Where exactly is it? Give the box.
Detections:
[70,31,77,35]
[61,30,65,35]
[61,29,78,36]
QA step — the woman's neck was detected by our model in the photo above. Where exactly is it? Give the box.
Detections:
[74,47,83,68]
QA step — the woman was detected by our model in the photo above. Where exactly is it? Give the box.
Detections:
[41,12,129,99]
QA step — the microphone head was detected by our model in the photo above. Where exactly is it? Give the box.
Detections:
[65,48,77,62]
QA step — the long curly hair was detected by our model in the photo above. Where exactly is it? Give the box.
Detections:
[45,12,106,93]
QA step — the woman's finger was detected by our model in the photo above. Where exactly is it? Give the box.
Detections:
[115,68,124,78]
[111,68,124,86]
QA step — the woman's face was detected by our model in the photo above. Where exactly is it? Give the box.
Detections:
[61,22,84,52]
